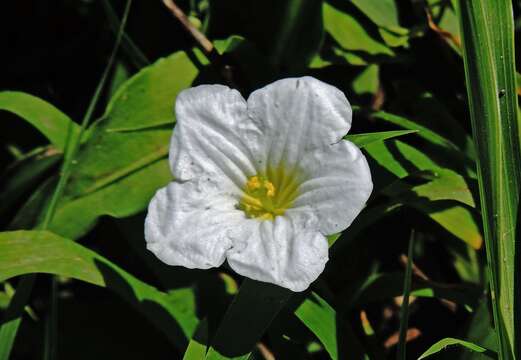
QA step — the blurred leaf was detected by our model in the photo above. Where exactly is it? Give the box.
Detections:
[383,169,476,207]
[412,200,482,249]
[0,230,198,349]
[368,109,461,152]
[101,0,150,69]
[205,279,292,360]
[350,272,481,309]
[0,149,60,221]
[345,130,417,148]
[294,292,368,360]
[363,140,482,247]
[397,232,414,360]
[457,0,520,356]
[350,0,403,32]
[418,338,496,359]
[460,298,498,360]
[0,276,35,360]
[213,35,276,89]
[323,1,393,56]
[208,0,323,72]
[352,65,379,95]
[0,92,79,152]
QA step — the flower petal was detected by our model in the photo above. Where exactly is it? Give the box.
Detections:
[145,180,246,269]
[246,76,352,171]
[226,216,329,292]
[170,84,258,192]
[289,140,373,235]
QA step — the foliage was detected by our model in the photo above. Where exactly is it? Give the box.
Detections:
[0,0,520,359]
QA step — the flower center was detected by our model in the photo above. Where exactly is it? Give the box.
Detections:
[238,167,301,220]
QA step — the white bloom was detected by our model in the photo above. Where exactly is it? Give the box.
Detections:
[145,77,372,292]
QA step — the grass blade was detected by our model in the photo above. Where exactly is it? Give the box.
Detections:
[418,337,497,359]
[456,0,520,358]
[0,276,35,360]
[396,230,414,360]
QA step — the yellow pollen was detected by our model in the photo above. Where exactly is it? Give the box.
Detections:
[238,167,301,221]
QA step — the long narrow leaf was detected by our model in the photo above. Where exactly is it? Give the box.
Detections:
[456,0,520,358]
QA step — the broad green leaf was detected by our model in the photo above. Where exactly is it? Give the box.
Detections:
[205,279,292,360]
[345,130,417,149]
[418,338,497,359]
[0,92,79,151]
[45,51,202,239]
[457,0,520,356]
[323,2,393,57]
[294,292,368,360]
[0,230,198,349]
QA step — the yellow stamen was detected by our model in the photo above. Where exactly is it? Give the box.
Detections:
[238,165,302,220]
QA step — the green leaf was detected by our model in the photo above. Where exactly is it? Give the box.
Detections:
[382,169,476,208]
[345,130,417,148]
[415,201,482,249]
[418,338,497,359]
[0,230,198,349]
[0,276,35,360]
[183,320,209,360]
[45,51,203,239]
[352,65,379,95]
[367,109,461,152]
[456,0,520,357]
[323,1,393,56]
[205,279,292,360]
[0,92,79,152]
[362,139,483,248]
[294,292,368,360]
[460,298,498,360]
[350,0,399,29]
[364,139,440,182]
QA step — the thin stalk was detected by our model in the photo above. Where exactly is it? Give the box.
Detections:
[396,230,415,360]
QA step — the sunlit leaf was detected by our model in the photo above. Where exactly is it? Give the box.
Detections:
[0,92,79,151]
[418,338,496,359]
[0,230,198,349]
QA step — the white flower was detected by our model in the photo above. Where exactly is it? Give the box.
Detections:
[144,77,373,292]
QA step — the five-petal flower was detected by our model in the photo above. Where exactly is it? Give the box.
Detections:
[145,76,373,292]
